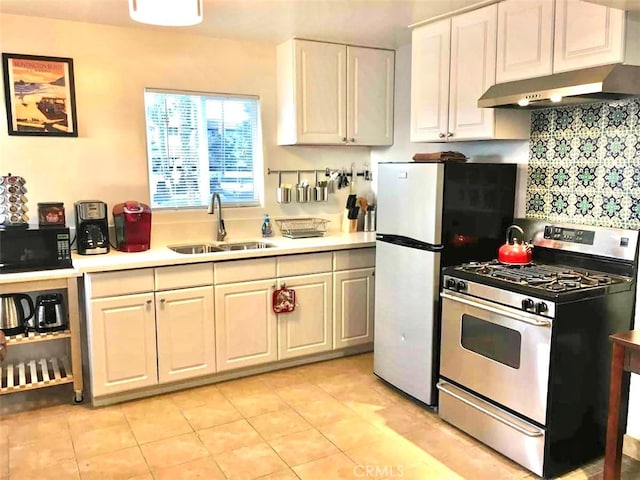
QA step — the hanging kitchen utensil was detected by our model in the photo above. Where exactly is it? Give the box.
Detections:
[498,225,533,265]
[272,284,296,314]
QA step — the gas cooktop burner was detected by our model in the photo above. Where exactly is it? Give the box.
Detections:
[453,261,622,293]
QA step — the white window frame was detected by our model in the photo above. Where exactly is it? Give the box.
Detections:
[143,88,264,210]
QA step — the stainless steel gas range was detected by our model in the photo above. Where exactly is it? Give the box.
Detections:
[436,220,639,479]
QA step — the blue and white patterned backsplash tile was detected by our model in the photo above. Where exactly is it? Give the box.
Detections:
[526,98,640,229]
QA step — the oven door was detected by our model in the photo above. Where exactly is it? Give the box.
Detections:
[440,290,551,425]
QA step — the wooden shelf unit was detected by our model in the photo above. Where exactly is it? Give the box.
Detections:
[0,356,73,394]
[0,276,83,403]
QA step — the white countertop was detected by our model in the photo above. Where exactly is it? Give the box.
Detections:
[70,232,377,274]
[0,268,80,285]
[0,233,376,285]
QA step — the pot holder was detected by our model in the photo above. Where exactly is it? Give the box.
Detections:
[273,286,296,314]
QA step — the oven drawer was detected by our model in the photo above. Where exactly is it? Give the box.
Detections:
[437,380,545,477]
[440,290,551,425]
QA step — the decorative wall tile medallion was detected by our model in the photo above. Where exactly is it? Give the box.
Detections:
[526,98,640,229]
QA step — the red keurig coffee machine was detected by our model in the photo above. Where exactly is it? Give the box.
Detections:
[112,201,151,252]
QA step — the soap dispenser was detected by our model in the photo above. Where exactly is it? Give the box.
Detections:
[261,214,273,237]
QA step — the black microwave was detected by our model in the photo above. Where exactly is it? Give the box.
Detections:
[0,226,73,273]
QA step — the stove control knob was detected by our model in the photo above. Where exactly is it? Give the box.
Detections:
[535,302,548,314]
[445,278,457,290]
[456,281,467,292]
[521,298,534,311]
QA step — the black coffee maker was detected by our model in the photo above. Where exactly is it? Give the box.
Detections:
[75,201,110,255]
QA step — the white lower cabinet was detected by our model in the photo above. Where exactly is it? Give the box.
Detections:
[277,273,333,360]
[90,286,216,397]
[86,265,215,398]
[156,286,215,383]
[214,279,278,372]
[333,268,375,349]
[214,253,336,368]
[85,248,375,401]
[90,293,158,397]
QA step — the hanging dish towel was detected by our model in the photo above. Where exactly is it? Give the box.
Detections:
[273,286,296,314]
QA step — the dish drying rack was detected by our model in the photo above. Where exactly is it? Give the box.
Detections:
[275,218,329,238]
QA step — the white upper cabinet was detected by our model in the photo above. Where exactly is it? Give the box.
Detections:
[553,0,625,72]
[277,38,394,146]
[347,46,395,146]
[410,18,450,142]
[411,4,529,142]
[448,5,499,141]
[496,0,627,82]
[496,0,554,83]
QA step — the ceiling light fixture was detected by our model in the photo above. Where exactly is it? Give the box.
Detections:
[129,0,203,27]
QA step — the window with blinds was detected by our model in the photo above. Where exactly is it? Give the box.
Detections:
[143,89,263,209]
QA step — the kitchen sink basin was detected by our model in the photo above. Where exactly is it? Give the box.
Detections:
[169,242,276,254]
[168,244,226,254]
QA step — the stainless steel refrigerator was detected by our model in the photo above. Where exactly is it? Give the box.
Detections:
[373,161,517,406]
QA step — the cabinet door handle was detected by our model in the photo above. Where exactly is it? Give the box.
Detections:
[447,132,453,137]
[438,133,446,138]
[350,138,355,143]
[159,298,166,303]
[146,299,152,305]
[342,137,347,142]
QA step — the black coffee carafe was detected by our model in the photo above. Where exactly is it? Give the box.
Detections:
[34,294,67,332]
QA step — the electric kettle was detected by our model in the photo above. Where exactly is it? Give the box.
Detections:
[35,294,67,333]
[0,293,34,336]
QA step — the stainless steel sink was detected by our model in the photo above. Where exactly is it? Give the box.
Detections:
[169,241,276,254]
[219,242,276,251]
[168,244,226,254]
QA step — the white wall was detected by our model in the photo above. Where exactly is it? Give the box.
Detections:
[0,14,374,243]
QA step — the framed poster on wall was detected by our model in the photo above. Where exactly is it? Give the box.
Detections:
[2,53,78,137]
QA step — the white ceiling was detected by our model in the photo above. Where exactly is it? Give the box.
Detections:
[0,0,492,49]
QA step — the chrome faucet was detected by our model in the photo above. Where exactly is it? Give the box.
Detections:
[207,193,227,241]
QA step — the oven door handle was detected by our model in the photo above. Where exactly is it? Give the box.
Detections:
[436,381,544,438]
[441,291,551,327]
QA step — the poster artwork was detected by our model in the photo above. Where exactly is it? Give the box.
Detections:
[2,53,78,137]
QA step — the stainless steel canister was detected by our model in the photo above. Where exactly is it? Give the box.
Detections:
[296,184,310,203]
[313,171,328,202]
[314,185,328,202]
[364,209,376,231]
[276,172,292,204]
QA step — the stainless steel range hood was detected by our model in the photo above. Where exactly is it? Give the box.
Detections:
[478,64,640,109]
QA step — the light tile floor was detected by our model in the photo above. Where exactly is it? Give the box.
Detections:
[1,352,639,480]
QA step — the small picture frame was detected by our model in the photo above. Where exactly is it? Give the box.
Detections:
[2,53,78,137]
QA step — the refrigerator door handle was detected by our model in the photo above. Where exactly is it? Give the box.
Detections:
[376,234,444,252]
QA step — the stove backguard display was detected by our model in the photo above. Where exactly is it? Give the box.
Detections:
[543,226,595,245]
